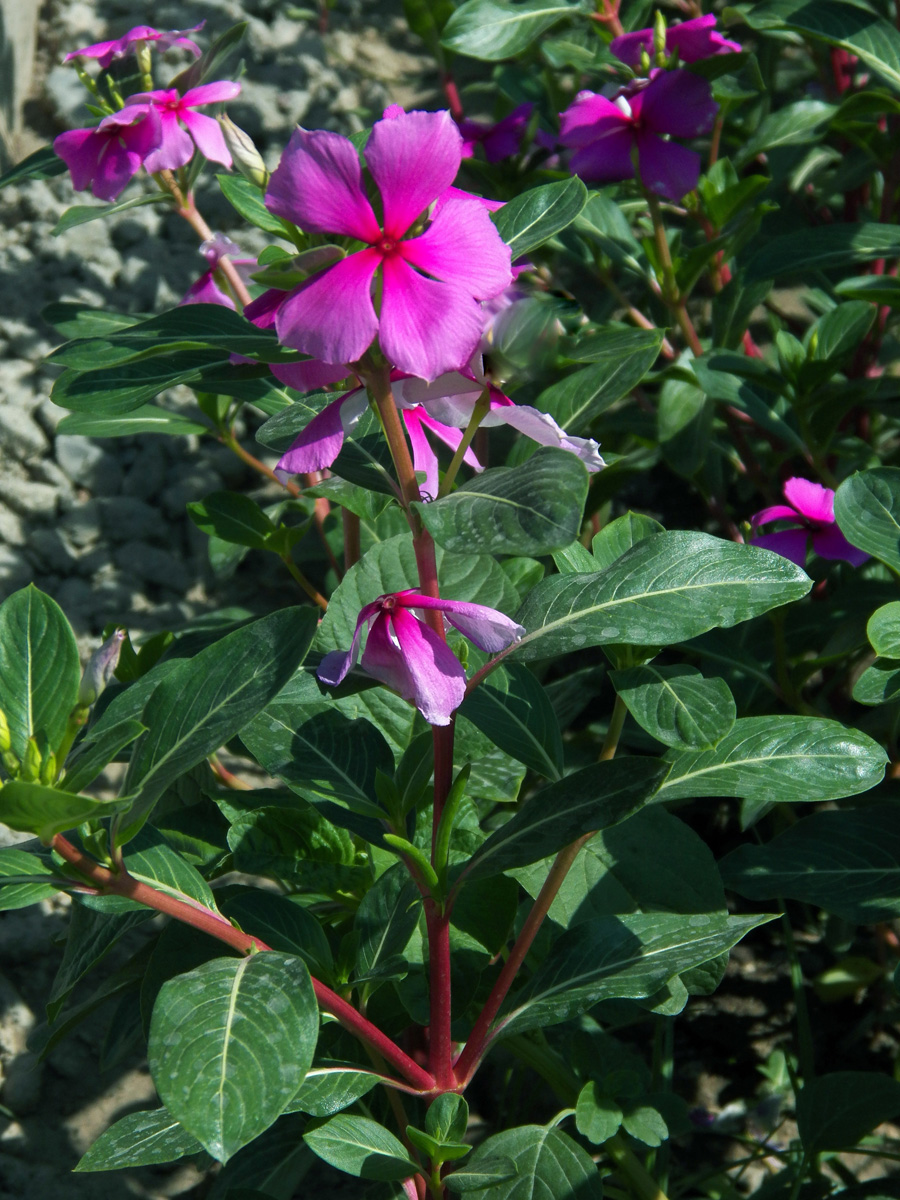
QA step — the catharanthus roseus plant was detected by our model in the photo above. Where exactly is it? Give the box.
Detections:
[3,4,900,1199]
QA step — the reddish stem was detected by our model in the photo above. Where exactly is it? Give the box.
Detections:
[425,900,455,1090]
[442,73,464,122]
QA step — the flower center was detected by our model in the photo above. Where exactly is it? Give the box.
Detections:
[381,595,398,612]
[377,236,398,257]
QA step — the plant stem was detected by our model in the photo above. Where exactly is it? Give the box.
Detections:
[426,899,455,1090]
[280,553,329,611]
[219,429,301,497]
[645,192,703,357]
[51,834,436,1091]
[437,392,490,498]
[599,694,627,760]
[780,909,816,1082]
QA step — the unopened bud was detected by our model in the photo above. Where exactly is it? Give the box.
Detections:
[0,709,9,756]
[653,10,668,62]
[21,737,42,783]
[40,750,57,787]
[639,46,652,76]
[135,40,153,81]
[218,115,269,188]
[78,628,126,706]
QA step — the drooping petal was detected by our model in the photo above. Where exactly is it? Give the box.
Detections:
[751,504,802,528]
[491,403,604,472]
[403,408,441,501]
[811,525,870,566]
[558,92,630,147]
[270,358,353,391]
[418,412,482,470]
[668,16,742,62]
[399,592,525,653]
[180,110,232,166]
[275,248,381,365]
[181,270,235,309]
[64,36,119,64]
[265,127,382,241]
[752,529,810,567]
[274,387,369,478]
[362,607,466,726]
[364,109,462,239]
[143,111,195,172]
[638,69,718,138]
[379,257,484,381]
[399,197,512,299]
[636,131,701,200]
[569,127,636,185]
[783,477,835,524]
[317,599,384,687]
[391,371,482,419]
[181,81,242,106]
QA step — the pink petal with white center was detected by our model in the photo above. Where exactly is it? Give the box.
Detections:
[271,358,353,391]
[363,608,466,726]
[265,127,381,241]
[752,529,810,567]
[143,112,195,172]
[181,110,232,166]
[276,248,381,365]
[399,197,512,299]
[569,127,636,185]
[403,408,441,500]
[559,92,630,147]
[637,70,717,139]
[636,132,701,200]
[399,592,525,653]
[492,404,604,472]
[751,504,802,528]
[318,599,384,687]
[379,256,484,381]
[181,81,242,106]
[811,526,869,566]
[783,477,835,524]
[364,109,462,239]
[274,387,369,479]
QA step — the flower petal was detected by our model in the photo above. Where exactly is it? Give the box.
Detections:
[244,288,284,328]
[275,248,381,365]
[364,109,462,239]
[143,112,195,172]
[362,608,466,726]
[318,598,383,687]
[559,92,630,147]
[569,127,637,185]
[492,403,604,472]
[668,16,742,62]
[181,81,242,106]
[638,70,718,138]
[752,529,810,567]
[274,387,368,478]
[400,196,512,299]
[609,29,654,68]
[379,257,484,381]
[636,131,701,200]
[811,525,869,565]
[271,358,353,391]
[482,103,533,162]
[391,371,482,419]
[400,592,525,653]
[783,477,835,523]
[751,504,801,528]
[53,129,103,192]
[266,127,382,241]
[403,408,441,501]
[180,110,232,166]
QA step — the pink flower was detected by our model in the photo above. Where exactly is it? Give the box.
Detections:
[272,369,604,490]
[750,477,868,567]
[53,107,162,201]
[181,235,254,310]
[610,15,741,69]
[558,70,717,200]
[460,103,533,163]
[118,82,241,172]
[319,590,524,725]
[64,23,204,68]
[260,108,513,381]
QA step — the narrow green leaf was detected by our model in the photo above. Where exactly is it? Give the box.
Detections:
[57,406,211,438]
[0,845,59,911]
[745,223,900,281]
[460,665,564,780]
[443,0,586,59]
[285,1063,379,1117]
[51,192,170,236]
[217,173,296,237]
[75,1107,202,1171]
[491,176,588,257]
[354,864,421,984]
[734,99,834,167]
[537,329,663,433]
[303,1113,418,1181]
[0,144,68,188]
[0,780,127,842]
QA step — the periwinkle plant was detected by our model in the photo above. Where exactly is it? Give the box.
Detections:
[2,4,900,1198]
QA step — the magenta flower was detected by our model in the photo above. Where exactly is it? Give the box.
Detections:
[558,70,717,200]
[460,103,533,163]
[118,82,241,172]
[64,23,203,68]
[181,235,255,310]
[319,590,524,725]
[750,477,868,567]
[260,108,513,381]
[610,15,741,69]
[53,107,162,201]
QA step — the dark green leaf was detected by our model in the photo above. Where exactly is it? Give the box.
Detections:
[734,100,834,167]
[834,468,900,573]
[57,406,211,438]
[188,491,277,549]
[0,845,59,911]
[460,665,563,780]
[303,1113,418,1180]
[491,176,588,257]
[354,864,421,985]
[51,350,231,416]
[285,1063,379,1117]
[0,144,68,188]
[222,890,333,978]
[61,718,146,793]
[538,329,663,433]
[75,1107,203,1171]
[457,1126,599,1198]
[445,1156,519,1192]
[797,1072,900,1153]
[853,658,900,705]
[217,173,296,237]
[745,223,900,281]
[576,1082,623,1144]
[835,275,900,306]
[0,780,127,842]
[171,21,248,91]
[867,602,900,657]
[592,511,664,569]
[51,193,170,236]
[610,665,736,749]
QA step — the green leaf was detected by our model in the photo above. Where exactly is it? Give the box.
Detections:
[149,952,318,1163]
[491,176,588,257]
[0,845,59,911]
[303,1113,418,1180]
[657,716,888,804]
[457,1126,599,1198]
[445,1156,519,1193]
[428,1093,469,1144]
[57,405,211,438]
[745,223,900,281]
[0,585,81,759]
[122,825,220,912]
[61,718,147,794]
[538,329,663,433]
[511,532,811,662]
[75,1107,203,1171]
[51,350,232,416]
[117,608,318,845]
[867,602,900,657]
[610,665,736,749]
[497,912,772,1037]
[576,1082,623,1144]
[734,100,835,167]
[835,275,900,306]
[460,665,563,780]
[49,901,150,1017]
[834,468,900,573]
[217,174,297,237]
[403,0,456,60]
[354,864,421,985]
[0,780,126,842]
[222,890,334,979]
[51,193,170,236]
[810,301,875,363]
[592,512,664,569]
[691,355,803,452]
[796,1072,900,1153]
[442,0,586,60]
[285,1063,379,1117]
[721,805,900,923]
[42,302,145,338]
[206,1113,309,1200]
[745,0,900,93]
[188,491,277,549]
[415,447,588,557]
[0,144,68,188]
[171,20,248,91]
[853,658,900,705]
[461,758,668,884]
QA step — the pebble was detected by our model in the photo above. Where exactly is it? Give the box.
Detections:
[0,408,48,459]
[0,473,57,519]
[114,542,191,592]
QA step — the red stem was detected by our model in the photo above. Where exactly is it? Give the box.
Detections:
[425,900,454,1090]
[51,835,435,1092]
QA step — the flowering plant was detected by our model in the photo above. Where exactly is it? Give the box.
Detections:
[2,5,900,1199]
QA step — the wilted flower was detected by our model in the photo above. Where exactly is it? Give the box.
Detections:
[53,107,162,201]
[750,477,868,567]
[318,590,524,725]
[181,234,254,310]
[64,23,203,68]
[118,81,241,172]
[610,15,741,69]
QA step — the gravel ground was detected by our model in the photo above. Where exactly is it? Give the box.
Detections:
[0,2,435,1195]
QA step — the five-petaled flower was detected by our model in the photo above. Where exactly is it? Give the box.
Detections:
[259,108,513,381]
[610,15,741,69]
[558,70,717,200]
[54,107,162,201]
[118,82,241,172]
[64,23,203,68]
[318,590,525,725]
[750,477,868,567]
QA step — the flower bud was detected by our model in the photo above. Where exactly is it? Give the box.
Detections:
[40,750,57,787]
[653,10,668,62]
[78,628,126,707]
[21,737,42,783]
[218,115,269,188]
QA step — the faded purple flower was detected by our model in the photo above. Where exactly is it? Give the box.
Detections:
[181,234,254,310]
[460,103,533,163]
[318,590,524,725]
[611,15,741,69]
[751,477,868,567]
[64,23,203,68]
[118,81,241,172]
[558,70,718,200]
[78,628,126,705]
[53,106,162,201]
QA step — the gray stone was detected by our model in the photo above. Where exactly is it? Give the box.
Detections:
[98,495,160,543]
[54,577,94,622]
[26,529,77,575]
[122,443,167,500]
[0,546,29,589]
[35,399,71,435]
[114,543,190,592]
[0,474,57,519]
[0,407,48,459]
[160,466,223,519]
[54,435,123,495]
[0,507,26,547]
[59,499,101,549]
[28,458,75,502]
